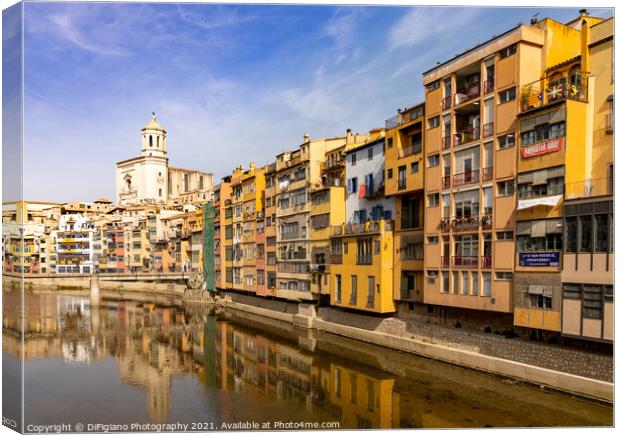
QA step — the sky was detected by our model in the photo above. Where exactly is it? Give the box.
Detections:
[12,2,614,202]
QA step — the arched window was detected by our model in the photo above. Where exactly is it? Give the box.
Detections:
[159,188,162,197]
[157,136,160,148]
[149,135,153,147]
[199,176,204,190]
[184,174,189,192]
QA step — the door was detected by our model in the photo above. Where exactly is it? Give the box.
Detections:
[464,157,472,182]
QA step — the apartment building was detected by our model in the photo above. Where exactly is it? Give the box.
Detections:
[229,166,245,288]
[422,14,569,324]
[329,131,397,313]
[513,13,610,337]
[275,134,351,301]
[55,214,98,274]
[384,104,426,310]
[263,163,278,295]
[213,179,232,289]
[238,163,265,294]
[309,145,347,300]
[2,201,60,274]
[559,16,614,343]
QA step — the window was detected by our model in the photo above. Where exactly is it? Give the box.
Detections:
[580,215,592,252]
[452,271,459,294]
[347,177,358,194]
[387,138,393,148]
[482,272,492,297]
[335,275,342,303]
[368,147,374,160]
[500,44,517,58]
[158,188,162,197]
[410,133,422,154]
[595,214,609,252]
[350,275,358,305]
[441,272,450,293]
[428,154,439,167]
[495,272,513,280]
[387,168,393,179]
[499,87,516,103]
[497,231,514,240]
[428,193,439,207]
[498,134,515,149]
[462,272,469,295]
[583,285,604,319]
[521,122,565,146]
[565,216,577,252]
[426,80,440,91]
[398,166,407,190]
[351,153,357,166]
[472,272,479,296]
[427,236,438,244]
[428,116,440,129]
[367,276,375,308]
[498,180,514,196]
[410,162,419,174]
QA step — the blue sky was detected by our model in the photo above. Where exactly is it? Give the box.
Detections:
[18,3,612,202]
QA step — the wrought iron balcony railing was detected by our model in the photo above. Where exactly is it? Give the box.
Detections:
[454,126,480,146]
[520,71,588,112]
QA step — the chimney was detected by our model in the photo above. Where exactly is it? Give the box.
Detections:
[303,133,310,143]
[530,13,539,25]
[346,128,353,144]
[579,9,588,17]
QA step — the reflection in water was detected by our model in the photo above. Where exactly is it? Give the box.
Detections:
[2,290,612,429]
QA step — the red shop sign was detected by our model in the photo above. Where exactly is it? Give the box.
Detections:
[520,137,563,158]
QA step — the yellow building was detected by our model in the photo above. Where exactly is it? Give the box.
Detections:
[559,16,614,343]
[329,219,395,313]
[513,12,608,334]
[384,104,426,311]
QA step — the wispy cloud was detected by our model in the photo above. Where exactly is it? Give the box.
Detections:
[389,7,482,50]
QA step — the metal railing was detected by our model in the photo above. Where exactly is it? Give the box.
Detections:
[331,219,393,236]
[441,256,450,268]
[520,71,588,112]
[453,169,480,187]
[481,214,493,230]
[385,106,424,129]
[564,177,613,200]
[481,256,492,268]
[442,96,452,110]
[453,256,478,268]
[482,167,493,181]
[441,176,451,189]
[454,81,481,105]
[454,126,480,146]
[482,122,494,138]
[452,215,480,232]
[484,79,494,94]
[442,136,451,150]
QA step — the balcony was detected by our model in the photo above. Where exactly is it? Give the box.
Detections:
[484,79,494,94]
[482,167,493,181]
[385,106,424,129]
[454,82,480,106]
[441,176,451,189]
[363,183,385,199]
[452,169,480,187]
[442,96,452,110]
[451,215,480,232]
[482,122,494,138]
[481,256,492,268]
[329,253,342,264]
[520,71,588,112]
[481,214,493,230]
[331,219,394,237]
[356,254,372,265]
[442,136,451,150]
[453,256,478,268]
[441,256,450,268]
[454,126,480,146]
[565,177,613,200]
[440,217,451,232]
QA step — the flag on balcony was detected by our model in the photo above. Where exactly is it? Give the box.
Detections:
[358,183,366,199]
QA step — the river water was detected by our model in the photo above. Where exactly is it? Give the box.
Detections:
[2,290,612,430]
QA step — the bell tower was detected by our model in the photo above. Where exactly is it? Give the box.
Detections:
[141,112,167,158]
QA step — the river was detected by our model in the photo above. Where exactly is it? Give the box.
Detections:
[2,290,612,430]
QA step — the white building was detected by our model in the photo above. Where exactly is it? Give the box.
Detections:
[116,114,214,206]
[55,214,98,274]
[345,135,396,223]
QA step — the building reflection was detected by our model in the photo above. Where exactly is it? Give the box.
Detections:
[3,290,417,429]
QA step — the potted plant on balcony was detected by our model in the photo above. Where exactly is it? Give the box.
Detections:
[520,87,531,110]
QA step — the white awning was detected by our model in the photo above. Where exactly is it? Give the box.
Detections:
[517,194,562,210]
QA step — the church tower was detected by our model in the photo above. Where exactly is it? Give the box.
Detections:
[141,112,167,158]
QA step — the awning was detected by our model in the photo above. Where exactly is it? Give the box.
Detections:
[517,194,562,210]
[528,285,553,297]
